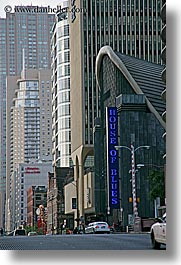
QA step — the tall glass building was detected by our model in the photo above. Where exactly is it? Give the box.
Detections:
[69,0,164,219]
[0,18,7,229]
[6,69,52,232]
[0,8,55,230]
[51,1,72,168]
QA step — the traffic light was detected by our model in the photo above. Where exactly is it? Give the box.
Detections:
[129,197,132,203]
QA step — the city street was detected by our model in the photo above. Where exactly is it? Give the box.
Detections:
[0,233,166,250]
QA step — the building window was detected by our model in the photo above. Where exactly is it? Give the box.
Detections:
[72,198,77,209]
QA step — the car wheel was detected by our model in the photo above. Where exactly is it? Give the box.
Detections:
[151,232,161,249]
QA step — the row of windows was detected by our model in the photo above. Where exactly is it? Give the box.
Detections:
[15,100,39,108]
[17,91,39,99]
[57,78,70,90]
[57,25,69,38]
[84,0,160,11]
[57,64,70,78]
[56,117,71,130]
[57,51,70,64]
[55,143,71,156]
[57,38,69,52]
[54,128,71,142]
[20,81,39,90]
[57,90,70,103]
[57,103,70,116]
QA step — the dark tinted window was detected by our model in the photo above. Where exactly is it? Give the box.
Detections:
[15,229,26,235]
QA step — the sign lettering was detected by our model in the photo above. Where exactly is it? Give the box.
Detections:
[106,107,120,209]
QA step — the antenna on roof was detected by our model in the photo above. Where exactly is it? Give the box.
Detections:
[22,48,25,78]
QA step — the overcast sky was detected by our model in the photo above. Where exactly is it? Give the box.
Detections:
[0,0,65,18]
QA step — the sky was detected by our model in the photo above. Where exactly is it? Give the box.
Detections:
[0,0,65,17]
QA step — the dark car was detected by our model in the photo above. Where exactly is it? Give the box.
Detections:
[13,228,27,236]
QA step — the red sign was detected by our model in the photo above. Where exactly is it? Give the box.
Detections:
[25,167,40,174]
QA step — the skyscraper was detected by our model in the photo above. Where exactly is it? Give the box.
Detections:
[51,0,72,168]
[0,18,7,229]
[6,69,52,232]
[68,0,164,219]
[0,7,55,230]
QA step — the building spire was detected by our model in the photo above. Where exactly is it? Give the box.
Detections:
[22,48,25,78]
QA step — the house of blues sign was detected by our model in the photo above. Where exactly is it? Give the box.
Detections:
[106,107,120,210]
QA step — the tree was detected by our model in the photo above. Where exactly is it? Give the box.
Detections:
[147,169,165,205]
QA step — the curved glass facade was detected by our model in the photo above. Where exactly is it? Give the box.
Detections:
[81,0,163,144]
[52,8,72,167]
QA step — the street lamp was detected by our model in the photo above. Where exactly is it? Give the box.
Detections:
[115,144,150,229]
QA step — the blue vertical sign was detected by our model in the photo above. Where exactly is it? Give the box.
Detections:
[106,107,120,210]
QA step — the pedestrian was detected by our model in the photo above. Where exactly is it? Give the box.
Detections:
[60,223,63,234]
[0,227,3,236]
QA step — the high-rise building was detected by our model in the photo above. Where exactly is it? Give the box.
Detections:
[0,8,55,230]
[5,9,54,75]
[51,0,72,168]
[6,69,52,232]
[0,18,7,229]
[68,0,164,219]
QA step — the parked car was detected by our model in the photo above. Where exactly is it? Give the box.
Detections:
[150,213,166,249]
[28,231,37,236]
[85,222,110,234]
[13,228,27,236]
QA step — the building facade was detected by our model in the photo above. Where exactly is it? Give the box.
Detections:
[95,46,166,229]
[0,8,55,229]
[13,162,51,230]
[68,0,164,221]
[6,69,52,232]
[0,18,7,229]
[51,1,72,168]
[160,1,166,159]
[47,167,73,234]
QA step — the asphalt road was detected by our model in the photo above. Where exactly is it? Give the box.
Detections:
[0,233,166,250]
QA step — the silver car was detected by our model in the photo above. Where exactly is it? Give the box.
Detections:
[85,222,110,234]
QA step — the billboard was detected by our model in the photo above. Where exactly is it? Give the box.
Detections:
[106,107,120,210]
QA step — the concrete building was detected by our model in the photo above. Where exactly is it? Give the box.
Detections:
[6,69,52,232]
[68,0,164,223]
[0,8,55,229]
[13,161,52,229]
[95,46,166,229]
